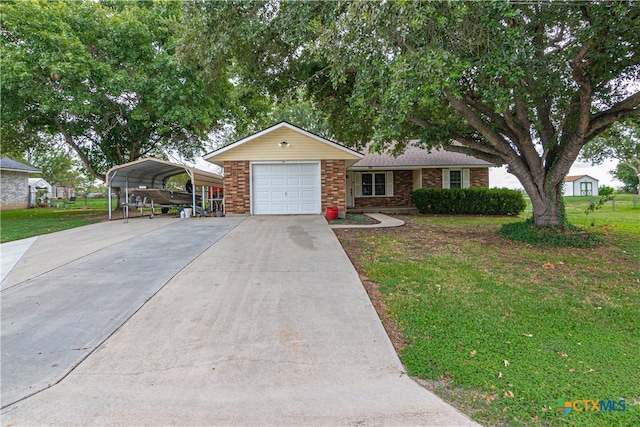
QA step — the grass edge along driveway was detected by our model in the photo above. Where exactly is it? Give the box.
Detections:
[334,212,639,427]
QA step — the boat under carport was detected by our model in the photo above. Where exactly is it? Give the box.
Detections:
[105,157,223,220]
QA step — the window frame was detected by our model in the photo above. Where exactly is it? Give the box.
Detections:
[355,171,394,197]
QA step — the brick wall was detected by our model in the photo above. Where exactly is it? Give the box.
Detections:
[223,161,250,214]
[321,160,346,212]
[422,168,443,189]
[0,171,29,210]
[421,168,489,189]
[354,170,413,208]
[470,168,489,187]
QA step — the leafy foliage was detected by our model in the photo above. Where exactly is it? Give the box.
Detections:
[498,218,602,248]
[581,117,640,194]
[598,185,615,196]
[411,188,526,216]
[1,0,229,181]
[612,163,640,194]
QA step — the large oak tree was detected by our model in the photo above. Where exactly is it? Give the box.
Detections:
[181,1,639,227]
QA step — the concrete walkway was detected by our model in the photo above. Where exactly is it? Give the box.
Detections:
[330,212,405,229]
[1,215,477,426]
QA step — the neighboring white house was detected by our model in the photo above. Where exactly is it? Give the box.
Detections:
[564,175,599,197]
[0,157,42,209]
[28,177,53,207]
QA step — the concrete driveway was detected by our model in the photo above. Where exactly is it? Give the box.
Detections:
[1,215,477,426]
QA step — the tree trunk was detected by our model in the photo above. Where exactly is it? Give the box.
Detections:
[526,181,566,228]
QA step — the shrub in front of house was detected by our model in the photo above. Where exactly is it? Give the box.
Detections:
[411,188,526,215]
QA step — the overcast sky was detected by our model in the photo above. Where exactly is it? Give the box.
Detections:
[489,159,622,190]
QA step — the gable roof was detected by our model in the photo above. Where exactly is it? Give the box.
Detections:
[0,157,41,173]
[203,122,363,161]
[28,177,52,189]
[565,175,598,182]
[106,157,223,189]
[350,143,494,170]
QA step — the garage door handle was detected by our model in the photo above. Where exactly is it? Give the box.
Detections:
[285,192,287,197]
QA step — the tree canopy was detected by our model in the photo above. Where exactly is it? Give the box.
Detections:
[1,0,230,183]
[181,1,640,227]
[581,117,640,193]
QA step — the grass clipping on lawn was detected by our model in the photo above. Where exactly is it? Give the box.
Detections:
[334,215,639,427]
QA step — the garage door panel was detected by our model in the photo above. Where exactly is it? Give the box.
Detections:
[286,177,301,186]
[271,177,286,187]
[252,163,320,215]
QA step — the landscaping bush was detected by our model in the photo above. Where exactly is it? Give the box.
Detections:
[598,184,615,196]
[411,188,526,215]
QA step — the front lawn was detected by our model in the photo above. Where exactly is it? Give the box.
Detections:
[0,206,109,243]
[334,211,639,426]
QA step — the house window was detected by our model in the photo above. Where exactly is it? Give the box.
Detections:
[362,172,387,196]
[580,182,592,196]
[442,168,470,189]
[449,170,462,189]
[357,172,393,197]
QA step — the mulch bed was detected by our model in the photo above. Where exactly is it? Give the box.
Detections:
[328,212,381,225]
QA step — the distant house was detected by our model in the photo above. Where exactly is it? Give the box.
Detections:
[564,175,599,197]
[28,177,53,207]
[0,157,42,209]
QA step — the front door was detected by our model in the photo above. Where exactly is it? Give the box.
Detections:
[346,172,355,208]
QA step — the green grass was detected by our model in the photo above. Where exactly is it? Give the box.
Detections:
[519,194,640,255]
[0,201,109,243]
[336,198,639,426]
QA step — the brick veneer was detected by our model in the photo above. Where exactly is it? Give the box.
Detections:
[221,161,490,214]
[353,168,490,209]
[0,171,29,210]
[223,161,250,214]
[421,168,443,189]
[422,168,489,189]
[354,170,413,208]
[321,160,346,212]
[470,168,489,187]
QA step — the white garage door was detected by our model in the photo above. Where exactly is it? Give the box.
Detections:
[252,163,320,214]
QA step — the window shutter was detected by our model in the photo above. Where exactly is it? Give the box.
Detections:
[442,169,450,189]
[462,169,470,188]
[354,172,362,197]
[385,171,394,196]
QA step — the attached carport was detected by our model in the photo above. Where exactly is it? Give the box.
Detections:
[106,158,223,220]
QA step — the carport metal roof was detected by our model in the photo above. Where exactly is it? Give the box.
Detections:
[106,157,223,220]
[106,157,223,189]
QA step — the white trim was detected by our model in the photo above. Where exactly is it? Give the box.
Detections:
[462,169,470,189]
[386,171,394,196]
[442,169,450,189]
[249,160,321,215]
[205,122,363,160]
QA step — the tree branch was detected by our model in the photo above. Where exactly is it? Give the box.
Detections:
[54,118,103,182]
[461,94,519,143]
[587,91,640,140]
[444,89,515,160]
[444,142,504,165]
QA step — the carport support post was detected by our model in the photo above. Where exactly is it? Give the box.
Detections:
[107,170,118,220]
[186,169,195,218]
